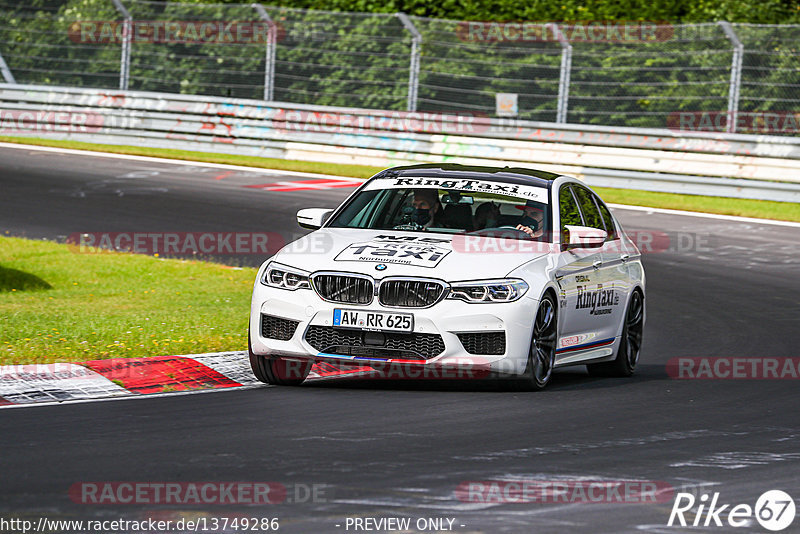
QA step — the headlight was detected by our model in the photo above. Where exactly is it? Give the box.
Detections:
[447,279,529,303]
[261,262,310,290]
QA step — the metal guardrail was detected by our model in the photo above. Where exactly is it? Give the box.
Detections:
[1,84,799,202]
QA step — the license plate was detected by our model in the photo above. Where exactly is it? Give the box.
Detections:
[333,309,413,333]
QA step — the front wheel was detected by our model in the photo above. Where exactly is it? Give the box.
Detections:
[249,334,312,386]
[587,289,644,377]
[515,293,558,390]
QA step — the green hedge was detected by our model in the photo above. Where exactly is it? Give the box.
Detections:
[205,0,800,24]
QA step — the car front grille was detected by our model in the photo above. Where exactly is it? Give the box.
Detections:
[379,279,447,308]
[304,325,445,360]
[456,332,506,355]
[261,314,299,341]
[311,273,373,304]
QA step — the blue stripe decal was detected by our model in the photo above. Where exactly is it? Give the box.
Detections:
[556,337,615,353]
[318,352,356,360]
[317,353,395,363]
[317,353,425,364]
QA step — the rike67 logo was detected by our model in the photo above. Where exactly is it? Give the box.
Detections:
[668,490,795,531]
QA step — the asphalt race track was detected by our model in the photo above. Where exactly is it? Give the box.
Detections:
[1,144,799,533]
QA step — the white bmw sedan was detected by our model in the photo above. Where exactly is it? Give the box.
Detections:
[249,164,645,390]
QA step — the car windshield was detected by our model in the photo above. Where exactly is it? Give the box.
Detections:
[327,177,552,242]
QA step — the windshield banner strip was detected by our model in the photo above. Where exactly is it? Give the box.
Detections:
[364,177,549,204]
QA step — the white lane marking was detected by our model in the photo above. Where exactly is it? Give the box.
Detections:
[1,141,796,226]
[670,451,800,469]
[0,141,366,180]
[608,203,800,228]
[452,429,749,461]
[250,178,363,191]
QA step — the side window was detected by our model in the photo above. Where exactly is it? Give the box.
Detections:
[595,197,618,240]
[384,189,413,228]
[572,186,604,231]
[559,185,583,233]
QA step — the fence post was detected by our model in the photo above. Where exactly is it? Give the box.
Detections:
[396,13,421,112]
[0,50,15,83]
[110,0,131,91]
[718,21,743,134]
[252,3,277,101]
[548,23,572,124]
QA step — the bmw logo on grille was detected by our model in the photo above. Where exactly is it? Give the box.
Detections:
[375,264,387,271]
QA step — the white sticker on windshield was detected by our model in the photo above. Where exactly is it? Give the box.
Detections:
[335,240,451,268]
[364,176,549,203]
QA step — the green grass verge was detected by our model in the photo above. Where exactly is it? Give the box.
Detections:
[0,235,256,365]
[2,135,798,222]
[594,187,800,222]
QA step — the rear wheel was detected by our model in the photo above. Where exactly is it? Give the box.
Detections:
[249,334,312,386]
[515,293,558,390]
[587,289,644,377]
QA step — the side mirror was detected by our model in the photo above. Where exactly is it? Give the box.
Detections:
[562,225,607,250]
[297,208,334,230]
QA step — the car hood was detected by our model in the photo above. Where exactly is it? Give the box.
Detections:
[272,228,550,279]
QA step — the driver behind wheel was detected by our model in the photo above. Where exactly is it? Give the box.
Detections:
[514,200,545,238]
[411,189,446,229]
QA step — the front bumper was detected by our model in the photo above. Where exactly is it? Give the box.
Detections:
[249,282,539,377]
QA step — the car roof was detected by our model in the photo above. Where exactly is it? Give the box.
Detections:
[373,163,559,188]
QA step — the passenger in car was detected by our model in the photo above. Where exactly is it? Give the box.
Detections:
[440,191,474,231]
[473,201,501,230]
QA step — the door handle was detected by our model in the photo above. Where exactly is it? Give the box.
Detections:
[592,260,602,269]
[620,254,630,262]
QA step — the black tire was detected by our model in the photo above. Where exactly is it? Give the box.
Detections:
[587,289,644,377]
[248,334,312,386]
[514,292,558,391]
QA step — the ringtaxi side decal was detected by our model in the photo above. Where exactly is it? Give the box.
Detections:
[335,240,451,268]
[364,177,549,203]
[576,284,620,316]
